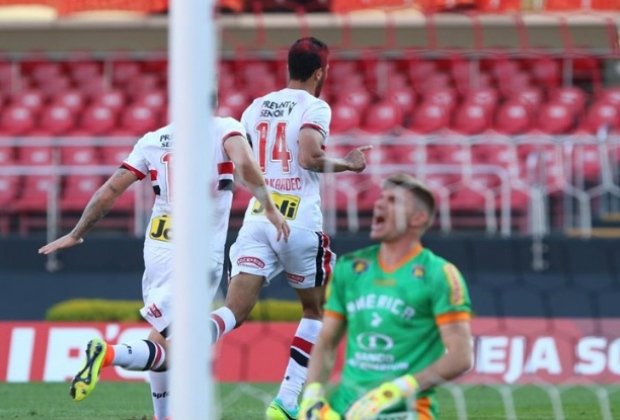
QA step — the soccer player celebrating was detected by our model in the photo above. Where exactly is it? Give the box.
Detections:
[207,37,370,419]
[38,120,289,420]
[299,174,473,420]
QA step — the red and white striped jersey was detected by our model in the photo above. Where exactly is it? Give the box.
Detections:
[122,118,245,250]
[240,88,331,231]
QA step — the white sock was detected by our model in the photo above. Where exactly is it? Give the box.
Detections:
[149,370,169,420]
[111,340,166,371]
[277,318,322,410]
[209,306,237,344]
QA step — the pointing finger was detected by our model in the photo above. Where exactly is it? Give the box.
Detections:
[357,145,373,152]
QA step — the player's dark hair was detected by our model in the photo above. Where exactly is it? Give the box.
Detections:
[384,173,436,228]
[288,37,329,82]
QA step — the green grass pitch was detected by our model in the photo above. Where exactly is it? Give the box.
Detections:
[1,382,619,419]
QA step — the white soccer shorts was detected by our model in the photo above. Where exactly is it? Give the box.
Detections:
[229,221,335,289]
[140,243,224,337]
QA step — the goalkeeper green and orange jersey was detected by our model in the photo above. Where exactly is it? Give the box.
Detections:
[324,243,472,418]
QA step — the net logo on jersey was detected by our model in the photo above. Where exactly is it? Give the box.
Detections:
[149,215,172,242]
[251,191,300,220]
[356,332,394,351]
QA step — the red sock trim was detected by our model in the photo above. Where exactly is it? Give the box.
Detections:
[103,344,115,367]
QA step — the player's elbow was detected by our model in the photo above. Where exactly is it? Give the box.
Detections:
[298,152,324,172]
[453,349,474,375]
[298,153,314,170]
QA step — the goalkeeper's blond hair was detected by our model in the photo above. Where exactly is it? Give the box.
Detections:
[383,173,436,230]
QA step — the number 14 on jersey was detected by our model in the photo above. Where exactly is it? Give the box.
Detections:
[256,121,292,173]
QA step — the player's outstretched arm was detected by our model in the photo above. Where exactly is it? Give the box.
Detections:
[298,128,371,173]
[38,168,138,255]
[224,134,290,242]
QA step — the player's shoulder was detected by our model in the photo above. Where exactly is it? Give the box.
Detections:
[136,124,173,147]
[215,116,246,135]
[420,247,463,277]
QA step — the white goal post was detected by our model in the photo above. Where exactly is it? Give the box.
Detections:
[170,0,217,419]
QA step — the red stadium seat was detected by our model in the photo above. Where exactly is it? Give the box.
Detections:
[450,187,487,212]
[550,86,587,115]
[13,175,54,212]
[0,176,18,206]
[93,90,126,114]
[80,104,117,135]
[18,146,53,166]
[382,87,416,116]
[29,62,63,85]
[382,73,409,92]
[0,145,15,165]
[61,146,99,166]
[112,61,142,85]
[599,87,620,107]
[573,143,603,182]
[423,88,458,111]
[510,87,544,115]
[495,101,531,135]
[37,75,72,97]
[408,102,449,133]
[361,101,402,133]
[0,106,35,135]
[489,60,521,81]
[121,105,157,135]
[68,61,101,83]
[52,90,85,115]
[39,104,76,135]
[462,87,499,114]
[0,62,12,88]
[407,60,438,86]
[452,103,490,135]
[415,73,452,94]
[427,144,469,165]
[135,90,167,118]
[340,87,372,113]
[330,102,361,134]
[498,71,531,96]
[77,77,106,99]
[219,91,249,120]
[61,175,104,211]
[11,90,45,115]
[530,58,561,87]
[584,101,620,133]
[125,74,160,97]
[0,175,18,234]
[471,142,517,167]
[100,145,132,166]
[329,60,359,83]
[536,102,575,134]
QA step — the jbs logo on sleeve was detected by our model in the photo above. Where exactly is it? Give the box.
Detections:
[149,215,172,242]
[252,191,300,220]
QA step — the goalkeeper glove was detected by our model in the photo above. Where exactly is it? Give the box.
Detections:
[345,375,419,420]
[299,382,341,420]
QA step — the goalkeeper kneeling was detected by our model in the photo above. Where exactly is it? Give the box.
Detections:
[299,174,474,420]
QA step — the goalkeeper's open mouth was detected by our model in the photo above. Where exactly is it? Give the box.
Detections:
[371,214,386,232]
